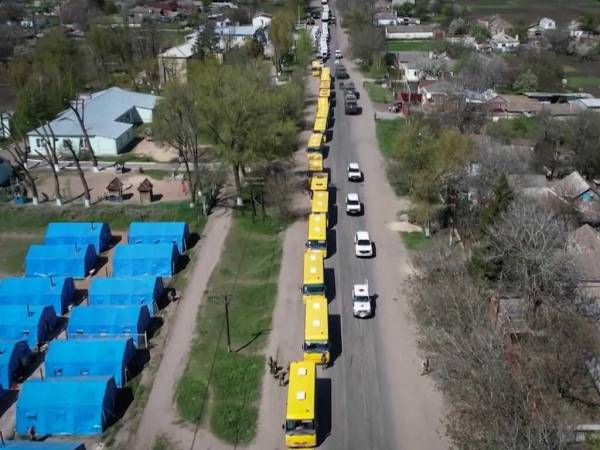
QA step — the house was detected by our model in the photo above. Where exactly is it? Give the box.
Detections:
[490,32,519,52]
[418,80,463,112]
[392,51,454,82]
[478,16,513,36]
[27,87,159,156]
[373,11,398,27]
[571,98,600,112]
[385,24,436,40]
[252,12,272,28]
[539,17,556,31]
[553,171,600,223]
[488,94,543,118]
[158,38,197,85]
[215,24,266,50]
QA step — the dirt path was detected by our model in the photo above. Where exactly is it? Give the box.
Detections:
[130,207,233,450]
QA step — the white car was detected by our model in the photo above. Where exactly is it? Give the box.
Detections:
[346,193,362,215]
[352,282,372,318]
[335,49,342,59]
[347,162,362,181]
[354,231,374,257]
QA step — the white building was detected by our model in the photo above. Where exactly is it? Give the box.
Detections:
[252,12,272,28]
[539,17,556,30]
[491,32,519,52]
[158,37,197,85]
[373,12,398,27]
[27,87,158,156]
[385,24,435,40]
[215,25,263,50]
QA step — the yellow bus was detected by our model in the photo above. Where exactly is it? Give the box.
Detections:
[307,133,324,153]
[319,88,331,100]
[311,190,328,216]
[303,249,325,299]
[320,66,330,82]
[311,60,321,77]
[304,295,330,365]
[310,171,328,191]
[313,117,327,133]
[306,212,327,257]
[307,152,323,172]
[284,361,317,448]
[319,79,330,90]
[317,97,329,111]
[316,105,329,120]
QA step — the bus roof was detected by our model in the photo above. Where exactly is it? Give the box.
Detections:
[320,80,330,89]
[318,97,329,109]
[308,153,323,172]
[311,60,321,69]
[310,171,328,191]
[313,117,327,133]
[308,213,327,241]
[286,361,316,420]
[319,88,330,99]
[311,190,328,214]
[307,133,324,149]
[321,67,330,79]
[303,250,324,287]
[316,105,329,119]
[305,295,328,342]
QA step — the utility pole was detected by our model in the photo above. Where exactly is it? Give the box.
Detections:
[210,293,232,352]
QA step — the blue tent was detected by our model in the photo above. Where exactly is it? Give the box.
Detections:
[0,340,31,390]
[1,442,86,450]
[45,222,112,253]
[0,305,58,348]
[67,305,151,347]
[112,244,177,278]
[16,376,117,436]
[45,338,135,388]
[0,277,76,315]
[88,276,163,315]
[128,222,189,253]
[25,245,97,279]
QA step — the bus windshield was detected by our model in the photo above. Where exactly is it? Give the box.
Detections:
[303,284,325,295]
[304,341,329,352]
[307,240,326,250]
[286,419,316,434]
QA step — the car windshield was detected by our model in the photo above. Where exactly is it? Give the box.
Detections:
[286,420,315,434]
[357,239,371,246]
[347,199,359,204]
[354,295,369,302]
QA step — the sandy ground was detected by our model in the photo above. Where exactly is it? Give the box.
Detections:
[133,139,178,162]
[127,207,233,450]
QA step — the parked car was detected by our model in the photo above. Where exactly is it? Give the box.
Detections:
[335,65,349,79]
[354,231,374,257]
[335,49,342,59]
[347,162,362,181]
[345,193,362,215]
[341,81,360,99]
[352,281,372,318]
[344,94,359,115]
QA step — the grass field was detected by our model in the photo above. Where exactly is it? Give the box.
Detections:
[401,231,428,251]
[456,0,600,23]
[375,119,405,158]
[175,214,283,444]
[0,236,41,275]
[386,40,438,52]
[364,82,395,103]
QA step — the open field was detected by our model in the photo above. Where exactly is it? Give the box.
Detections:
[175,213,283,444]
[387,40,438,52]
[364,82,395,103]
[375,119,404,158]
[457,0,600,23]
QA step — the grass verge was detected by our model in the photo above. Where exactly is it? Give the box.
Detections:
[401,231,428,251]
[0,237,42,274]
[152,434,179,450]
[386,40,437,52]
[175,213,283,444]
[375,119,404,158]
[364,82,395,103]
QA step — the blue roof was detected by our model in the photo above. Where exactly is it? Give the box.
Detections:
[112,243,177,277]
[0,340,31,390]
[128,221,189,253]
[25,244,97,279]
[216,25,259,36]
[45,222,112,253]
[0,305,57,347]
[0,277,76,315]
[1,442,86,450]
[27,87,158,140]
[88,276,163,315]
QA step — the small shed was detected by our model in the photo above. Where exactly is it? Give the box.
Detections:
[16,376,118,436]
[45,338,135,388]
[45,222,112,253]
[137,178,154,203]
[0,305,58,347]
[88,276,164,315]
[0,340,31,390]
[67,305,151,347]
[25,244,97,279]
[0,277,76,315]
[0,442,86,450]
[128,221,190,253]
[106,177,124,202]
[112,243,178,278]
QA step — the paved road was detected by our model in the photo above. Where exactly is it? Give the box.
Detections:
[316,4,449,449]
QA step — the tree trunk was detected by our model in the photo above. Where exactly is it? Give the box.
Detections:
[233,163,243,206]
[41,147,62,206]
[65,141,91,207]
[69,102,99,171]
[179,149,195,207]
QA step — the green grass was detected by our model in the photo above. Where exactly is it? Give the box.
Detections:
[401,231,428,251]
[152,435,179,450]
[0,237,41,275]
[386,40,437,52]
[375,119,405,158]
[0,202,206,233]
[142,169,170,181]
[566,75,600,89]
[364,82,395,103]
[175,213,283,444]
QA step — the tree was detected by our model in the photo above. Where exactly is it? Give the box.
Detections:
[544,29,572,54]
[193,21,219,60]
[458,53,508,91]
[415,58,450,80]
[63,139,91,207]
[512,68,538,92]
[349,25,385,66]
[393,2,413,17]
[67,99,100,172]
[479,174,513,229]
[4,119,40,205]
[579,12,599,33]
[564,110,600,178]
[32,122,63,206]
[270,9,295,72]
[60,0,104,29]
[448,17,467,36]
[469,24,491,43]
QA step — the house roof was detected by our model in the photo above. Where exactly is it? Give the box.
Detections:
[554,171,591,199]
[215,25,260,37]
[507,174,547,190]
[137,178,154,192]
[420,80,461,95]
[107,177,124,192]
[490,95,542,113]
[571,98,600,110]
[386,24,435,34]
[491,32,519,44]
[489,16,513,30]
[159,42,195,58]
[374,12,397,20]
[27,87,159,140]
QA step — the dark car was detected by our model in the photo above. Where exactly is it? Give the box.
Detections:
[335,65,349,79]
[342,81,360,100]
[344,94,359,115]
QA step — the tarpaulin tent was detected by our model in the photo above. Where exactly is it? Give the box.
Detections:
[25,245,97,279]
[0,340,31,390]
[88,276,163,315]
[45,338,135,388]
[67,305,151,347]
[0,305,58,348]
[0,277,75,314]
[17,376,117,436]
[128,222,189,253]
[112,244,177,278]
[45,222,112,253]
[1,442,86,450]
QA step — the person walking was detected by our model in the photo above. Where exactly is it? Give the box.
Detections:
[420,358,430,376]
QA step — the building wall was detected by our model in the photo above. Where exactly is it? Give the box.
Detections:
[136,107,154,123]
[158,56,189,86]
[386,31,433,40]
[27,134,125,157]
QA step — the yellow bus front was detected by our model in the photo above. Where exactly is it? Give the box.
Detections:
[304,295,330,365]
[307,133,324,153]
[310,171,328,192]
[306,212,327,258]
[303,250,325,301]
[285,361,317,448]
[313,117,327,133]
[307,152,323,172]
[311,60,321,77]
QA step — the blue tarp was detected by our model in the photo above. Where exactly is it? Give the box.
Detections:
[67,305,151,347]
[112,244,177,278]
[1,442,86,450]
[0,305,58,348]
[0,340,31,390]
[128,221,189,253]
[88,276,163,315]
[45,338,135,388]
[25,245,97,279]
[45,222,112,253]
[0,277,76,315]
[17,376,117,436]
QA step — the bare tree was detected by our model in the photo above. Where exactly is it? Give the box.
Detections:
[458,53,509,92]
[63,139,91,207]
[67,99,99,172]
[33,122,62,206]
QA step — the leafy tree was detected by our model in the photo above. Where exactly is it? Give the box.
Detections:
[393,2,413,17]
[469,24,491,43]
[544,29,571,54]
[565,110,600,178]
[579,12,599,33]
[512,69,538,92]
[193,21,219,60]
[480,174,513,229]
[270,9,295,72]
[448,17,467,36]
[349,25,385,66]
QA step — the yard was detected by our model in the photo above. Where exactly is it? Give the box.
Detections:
[386,40,438,52]
[375,119,405,159]
[364,82,395,103]
[456,0,600,23]
[175,213,283,444]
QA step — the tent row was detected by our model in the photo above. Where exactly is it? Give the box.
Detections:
[0,442,86,450]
